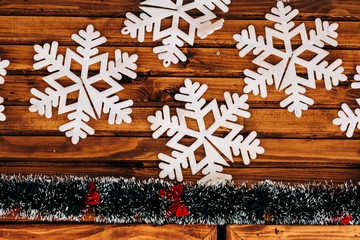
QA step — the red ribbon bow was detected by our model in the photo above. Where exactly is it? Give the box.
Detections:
[159,185,189,217]
[85,181,100,205]
[331,213,352,224]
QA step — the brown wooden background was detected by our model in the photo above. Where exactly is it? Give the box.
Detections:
[0,0,359,239]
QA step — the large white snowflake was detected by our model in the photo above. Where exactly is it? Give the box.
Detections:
[0,58,9,121]
[30,24,138,144]
[148,78,264,183]
[122,0,231,67]
[333,66,360,137]
[233,1,347,117]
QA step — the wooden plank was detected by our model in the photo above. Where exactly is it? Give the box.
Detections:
[227,225,360,240]
[0,0,359,20]
[0,45,358,77]
[0,137,359,169]
[0,106,357,138]
[1,162,359,184]
[0,224,216,240]
[0,17,358,48]
[0,75,357,108]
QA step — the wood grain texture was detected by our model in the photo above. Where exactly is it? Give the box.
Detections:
[0,224,217,240]
[0,1,359,235]
[0,75,357,108]
[1,162,359,184]
[0,45,358,77]
[227,225,360,240]
[0,17,358,48]
[0,136,359,168]
[0,0,360,20]
[0,106,358,138]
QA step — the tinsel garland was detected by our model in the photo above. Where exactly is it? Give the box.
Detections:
[0,175,358,225]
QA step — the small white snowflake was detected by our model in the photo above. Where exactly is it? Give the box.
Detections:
[122,0,231,67]
[30,24,138,144]
[148,78,264,183]
[233,1,347,117]
[0,58,9,121]
[333,66,360,137]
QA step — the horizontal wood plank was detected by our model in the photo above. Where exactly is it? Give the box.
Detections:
[1,106,356,138]
[227,225,360,240]
[0,75,357,108]
[1,162,359,184]
[0,0,359,20]
[0,46,358,77]
[0,224,216,240]
[0,136,359,169]
[0,17,358,49]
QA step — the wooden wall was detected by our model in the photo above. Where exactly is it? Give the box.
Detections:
[0,0,359,184]
[0,0,359,239]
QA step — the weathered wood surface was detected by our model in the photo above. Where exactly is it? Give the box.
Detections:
[0,224,217,240]
[0,46,359,76]
[0,137,359,168]
[0,0,359,20]
[227,225,360,240]
[0,17,359,48]
[0,0,358,186]
[2,162,359,184]
[0,1,359,237]
[0,76,357,108]
[0,106,358,138]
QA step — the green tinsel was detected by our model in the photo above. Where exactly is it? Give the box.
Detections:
[0,175,358,225]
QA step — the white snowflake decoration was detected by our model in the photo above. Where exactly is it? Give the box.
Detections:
[0,58,9,121]
[30,24,138,144]
[333,66,360,137]
[233,1,347,117]
[122,0,231,67]
[148,78,264,183]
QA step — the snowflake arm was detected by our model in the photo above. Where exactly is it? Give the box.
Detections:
[243,68,273,98]
[174,78,207,112]
[29,87,60,119]
[33,42,64,71]
[230,131,264,165]
[219,93,264,165]
[103,97,133,125]
[99,49,137,124]
[0,58,9,121]
[197,19,225,39]
[314,59,347,90]
[30,43,69,118]
[158,151,189,182]
[333,66,360,138]
[233,25,267,57]
[121,12,155,43]
[71,25,106,59]
[352,66,360,90]
[280,83,315,117]
[220,92,250,121]
[147,105,181,139]
[59,107,95,144]
[196,0,230,13]
[0,59,9,85]
[265,1,298,33]
[153,39,187,68]
[309,18,338,48]
[109,50,138,80]
[333,103,360,138]
[199,165,232,183]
